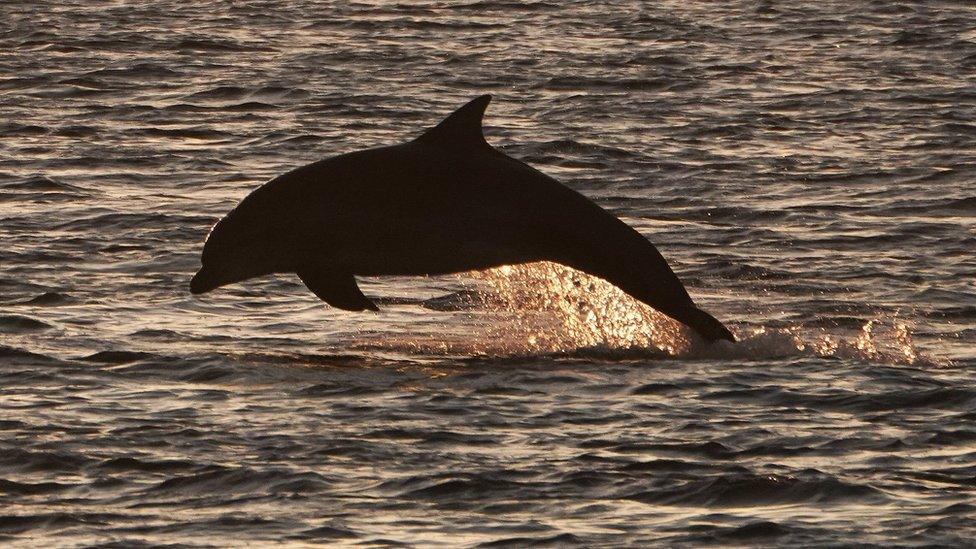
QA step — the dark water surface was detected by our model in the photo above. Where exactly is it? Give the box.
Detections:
[2,1,975,546]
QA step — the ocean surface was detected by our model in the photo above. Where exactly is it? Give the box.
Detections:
[2,1,975,546]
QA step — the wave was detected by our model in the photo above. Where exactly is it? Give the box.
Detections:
[80,350,159,364]
[451,1,559,12]
[292,524,359,541]
[310,18,506,31]
[697,521,793,543]
[0,315,53,333]
[182,85,310,103]
[625,472,884,507]
[0,479,75,496]
[0,175,88,193]
[96,456,198,473]
[173,38,273,53]
[55,212,213,231]
[10,292,76,307]
[141,467,332,499]
[703,386,976,414]
[381,472,527,501]
[539,76,697,93]
[82,63,182,79]
[0,448,89,473]
[133,126,235,140]
[476,533,584,547]
[0,512,124,536]
[0,124,49,137]
[873,196,976,217]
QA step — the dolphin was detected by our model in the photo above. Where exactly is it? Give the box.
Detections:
[190,95,735,342]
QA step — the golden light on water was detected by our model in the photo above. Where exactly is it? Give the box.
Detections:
[371,266,930,364]
[848,317,919,365]
[469,261,694,356]
[446,263,932,365]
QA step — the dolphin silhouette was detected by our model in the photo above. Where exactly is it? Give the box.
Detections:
[190,95,735,342]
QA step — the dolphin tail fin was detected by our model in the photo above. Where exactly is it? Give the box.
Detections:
[297,269,378,312]
[674,306,736,343]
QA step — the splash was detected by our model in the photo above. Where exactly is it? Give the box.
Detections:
[821,316,921,364]
[466,261,692,356]
[449,262,936,365]
[697,318,932,365]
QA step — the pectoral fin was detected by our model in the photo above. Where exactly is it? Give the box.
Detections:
[297,269,378,312]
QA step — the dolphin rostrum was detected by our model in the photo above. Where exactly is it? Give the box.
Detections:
[190,95,735,342]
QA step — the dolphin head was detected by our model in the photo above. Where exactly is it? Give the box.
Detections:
[190,197,293,295]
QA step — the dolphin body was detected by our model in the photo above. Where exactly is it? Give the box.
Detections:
[190,95,735,342]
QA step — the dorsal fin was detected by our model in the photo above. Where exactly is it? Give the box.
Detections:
[416,95,491,147]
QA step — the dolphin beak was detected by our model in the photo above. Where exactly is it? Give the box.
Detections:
[189,268,217,295]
